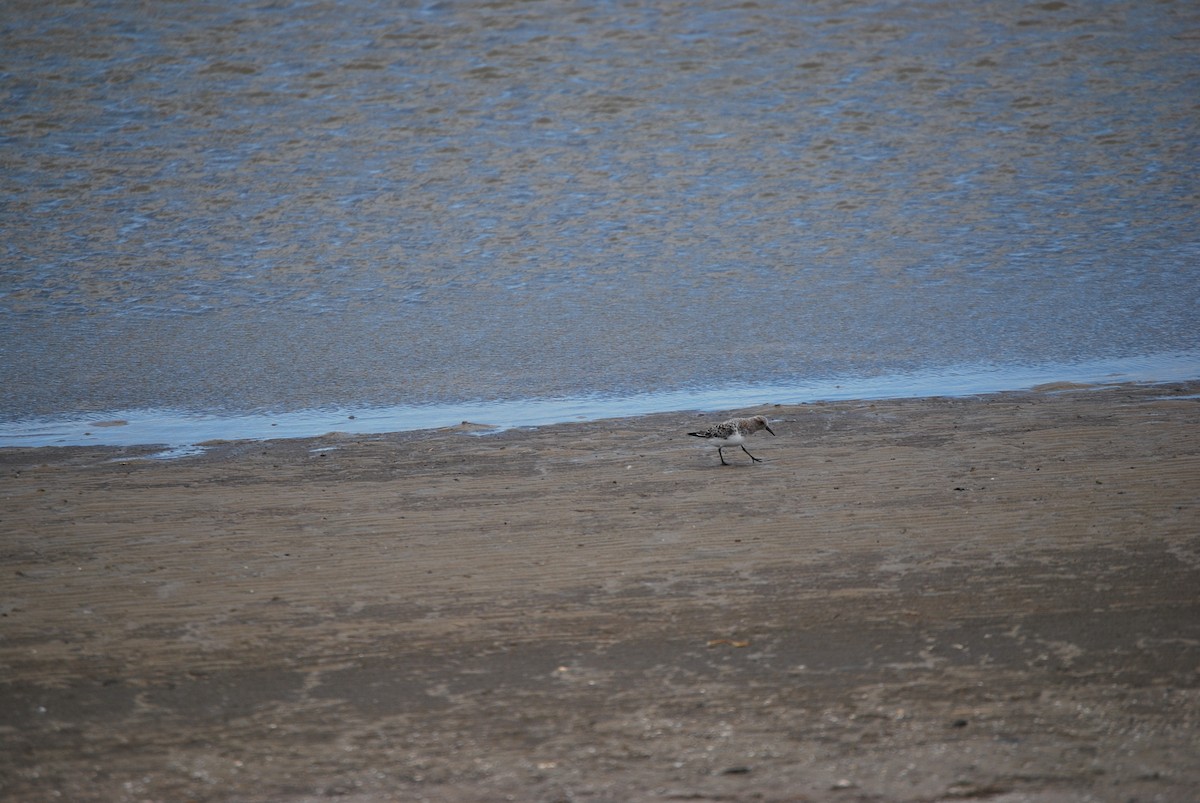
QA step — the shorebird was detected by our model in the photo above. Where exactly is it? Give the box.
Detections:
[688,414,775,465]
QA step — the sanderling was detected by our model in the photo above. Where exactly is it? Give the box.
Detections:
[688,414,775,465]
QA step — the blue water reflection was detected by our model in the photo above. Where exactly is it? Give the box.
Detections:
[2,353,1196,449]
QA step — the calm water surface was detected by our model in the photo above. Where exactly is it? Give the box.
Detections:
[3,0,1198,444]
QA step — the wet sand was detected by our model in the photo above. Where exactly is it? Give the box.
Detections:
[2,383,1198,802]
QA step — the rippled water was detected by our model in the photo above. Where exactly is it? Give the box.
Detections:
[3,0,1199,442]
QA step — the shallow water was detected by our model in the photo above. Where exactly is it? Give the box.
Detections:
[3,0,1199,442]
[3,353,1197,450]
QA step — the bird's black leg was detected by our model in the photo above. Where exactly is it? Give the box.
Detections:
[741,445,763,463]
[718,446,730,466]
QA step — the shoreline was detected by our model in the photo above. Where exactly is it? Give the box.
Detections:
[3,351,1199,452]
[2,381,1198,801]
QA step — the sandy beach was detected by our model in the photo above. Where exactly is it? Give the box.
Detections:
[2,382,1198,802]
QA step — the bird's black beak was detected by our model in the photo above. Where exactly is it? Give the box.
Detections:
[765,423,775,436]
